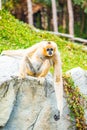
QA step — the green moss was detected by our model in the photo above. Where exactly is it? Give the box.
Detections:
[0,10,87,73]
[64,75,87,129]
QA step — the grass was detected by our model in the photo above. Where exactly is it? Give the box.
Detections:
[0,10,87,73]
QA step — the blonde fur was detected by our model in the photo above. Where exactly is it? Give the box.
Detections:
[1,41,63,116]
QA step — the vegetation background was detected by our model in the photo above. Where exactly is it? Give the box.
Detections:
[0,10,87,73]
[1,0,87,39]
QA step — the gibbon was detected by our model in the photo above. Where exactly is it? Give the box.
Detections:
[1,41,63,117]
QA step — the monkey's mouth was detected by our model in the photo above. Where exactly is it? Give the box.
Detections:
[46,54,53,57]
[47,52,53,56]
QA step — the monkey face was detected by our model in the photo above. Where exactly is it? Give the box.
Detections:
[42,41,57,57]
[46,48,54,56]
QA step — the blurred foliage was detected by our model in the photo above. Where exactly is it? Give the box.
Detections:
[1,0,87,39]
[74,23,87,38]
[0,10,87,73]
[2,0,19,10]
[73,0,87,13]
[33,0,52,6]
[73,0,83,5]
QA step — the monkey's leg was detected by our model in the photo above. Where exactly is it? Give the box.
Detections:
[38,59,50,77]
[19,56,36,78]
[36,60,50,84]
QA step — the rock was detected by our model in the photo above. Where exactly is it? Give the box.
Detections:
[67,67,87,95]
[0,55,73,130]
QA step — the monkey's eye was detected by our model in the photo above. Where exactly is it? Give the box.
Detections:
[47,48,53,51]
[50,48,53,51]
[47,48,50,51]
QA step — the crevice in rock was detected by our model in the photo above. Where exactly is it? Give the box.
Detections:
[27,108,42,130]
[0,82,9,100]
[4,82,20,127]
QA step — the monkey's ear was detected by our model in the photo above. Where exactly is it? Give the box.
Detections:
[54,46,59,54]
[55,43,59,49]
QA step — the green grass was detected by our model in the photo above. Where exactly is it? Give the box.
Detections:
[0,10,87,73]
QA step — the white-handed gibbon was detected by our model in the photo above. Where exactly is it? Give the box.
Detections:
[1,41,63,117]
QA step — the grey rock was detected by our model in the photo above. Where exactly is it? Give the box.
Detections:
[0,55,72,130]
[67,67,87,95]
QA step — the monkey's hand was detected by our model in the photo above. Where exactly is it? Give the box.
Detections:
[37,77,45,85]
[18,72,27,79]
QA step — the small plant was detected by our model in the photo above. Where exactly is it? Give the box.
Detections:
[63,74,87,130]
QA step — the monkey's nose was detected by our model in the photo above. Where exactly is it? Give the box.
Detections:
[54,111,60,121]
[49,51,52,55]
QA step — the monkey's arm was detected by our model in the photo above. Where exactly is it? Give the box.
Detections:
[1,42,41,57]
[1,49,27,57]
[19,42,43,77]
[25,42,41,57]
[53,50,63,116]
